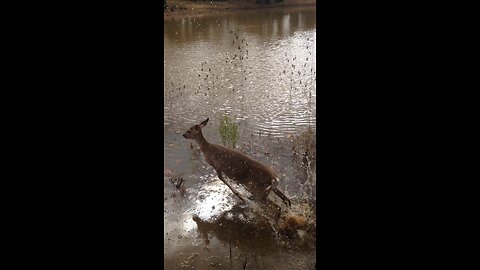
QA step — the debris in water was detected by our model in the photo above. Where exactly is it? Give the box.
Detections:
[169,173,186,196]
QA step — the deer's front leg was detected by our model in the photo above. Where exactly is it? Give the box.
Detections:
[216,171,246,202]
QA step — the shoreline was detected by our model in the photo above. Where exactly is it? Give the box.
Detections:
[164,0,316,20]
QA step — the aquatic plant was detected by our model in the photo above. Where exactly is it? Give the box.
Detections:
[292,126,316,197]
[169,173,186,197]
[219,114,239,148]
[292,126,316,168]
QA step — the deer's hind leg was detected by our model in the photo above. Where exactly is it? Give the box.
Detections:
[273,188,291,208]
[263,198,282,219]
[255,184,283,219]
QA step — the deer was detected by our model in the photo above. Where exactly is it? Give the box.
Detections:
[183,118,291,209]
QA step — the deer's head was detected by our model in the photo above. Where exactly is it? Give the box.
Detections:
[183,118,209,140]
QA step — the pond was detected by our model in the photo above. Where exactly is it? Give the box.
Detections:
[164,6,316,269]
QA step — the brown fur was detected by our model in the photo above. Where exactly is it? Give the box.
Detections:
[183,118,291,207]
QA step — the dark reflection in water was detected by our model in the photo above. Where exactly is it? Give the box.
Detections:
[164,6,316,270]
[164,8,316,44]
[193,203,277,248]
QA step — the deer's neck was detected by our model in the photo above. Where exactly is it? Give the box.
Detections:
[195,133,210,152]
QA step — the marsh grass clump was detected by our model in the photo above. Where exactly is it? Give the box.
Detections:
[292,126,316,163]
[278,202,316,248]
[219,114,239,148]
[291,126,316,197]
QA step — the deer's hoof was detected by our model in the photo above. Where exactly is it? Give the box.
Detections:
[285,200,292,208]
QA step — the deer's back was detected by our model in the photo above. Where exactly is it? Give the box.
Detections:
[204,144,277,183]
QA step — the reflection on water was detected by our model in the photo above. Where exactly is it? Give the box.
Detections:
[164,8,316,43]
[187,176,236,221]
[164,7,316,139]
[164,6,316,270]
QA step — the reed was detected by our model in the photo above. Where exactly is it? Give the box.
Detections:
[219,114,239,148]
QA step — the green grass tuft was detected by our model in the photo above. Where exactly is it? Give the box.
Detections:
[219,114,239,148]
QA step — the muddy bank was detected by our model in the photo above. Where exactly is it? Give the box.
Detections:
[164,0,316,20]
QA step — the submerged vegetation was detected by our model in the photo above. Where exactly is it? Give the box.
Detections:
[292,126,316,164]
[219,114,239,148]
[291,126,316,198]
[168,172,187,197]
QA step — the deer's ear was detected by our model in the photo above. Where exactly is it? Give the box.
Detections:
[200,118,209,127]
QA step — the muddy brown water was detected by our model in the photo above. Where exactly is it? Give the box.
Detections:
[164,6,316,270]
